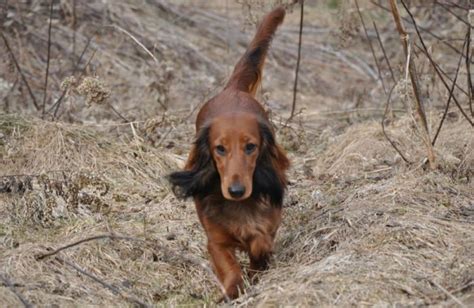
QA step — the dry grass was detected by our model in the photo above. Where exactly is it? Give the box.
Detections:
[1,112,472,306]
[1,0,473,306]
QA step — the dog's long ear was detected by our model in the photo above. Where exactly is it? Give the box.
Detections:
[226,7,285,96]
[167,126,219,199]
[252,120,290,206]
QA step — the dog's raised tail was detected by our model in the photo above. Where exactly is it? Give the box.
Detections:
[225,7,285,96]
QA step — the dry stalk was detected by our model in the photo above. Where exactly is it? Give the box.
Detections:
[288,0,304,122]
[389,0,436,169]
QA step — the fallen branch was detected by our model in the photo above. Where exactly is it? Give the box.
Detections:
[0,273,32,308]
[36,233,230,302]
[57,256,150,307]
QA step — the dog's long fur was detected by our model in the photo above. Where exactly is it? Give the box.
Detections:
[168,7,288,300]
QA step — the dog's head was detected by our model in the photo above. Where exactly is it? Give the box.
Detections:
[168,113,289,205]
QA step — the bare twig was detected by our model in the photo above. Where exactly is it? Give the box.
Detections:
[355,0,386,94]
[432,31,468,146]
[389,0,436,169]
[373,21,396,84]
[1,33,40,111]
[382,84,411,164]
[399,0,474,126]
[0,273,33,308]
[288,0,304,121]
[42,0,54,118]
[435,0,470,26]
[57,256,150,307]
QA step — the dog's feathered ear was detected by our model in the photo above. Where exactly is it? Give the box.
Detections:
[167,125,219,199]
[252,120,290,206]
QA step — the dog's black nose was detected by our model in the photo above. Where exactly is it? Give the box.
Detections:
[228,183,245,198]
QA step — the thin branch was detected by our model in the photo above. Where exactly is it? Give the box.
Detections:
[1,33,40,111]
[382,84,411,164]
[435,0,470,26]
[355,0,386,94]
[373,20,396,84]
[370,0,473,64]
[414,44,470,98]
[288,0,304,121]
[42,0,54,118]
[57,256,150,307]
[399,0,474,126]
[0,273,33,308]
[432,30,468,145]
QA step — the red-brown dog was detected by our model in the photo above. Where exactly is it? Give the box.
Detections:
[169,7,289,300]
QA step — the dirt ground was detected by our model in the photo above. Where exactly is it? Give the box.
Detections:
[1,0,473,306]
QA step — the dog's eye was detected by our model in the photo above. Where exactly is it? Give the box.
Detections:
[244,143,257,154]
[215,145,226,156]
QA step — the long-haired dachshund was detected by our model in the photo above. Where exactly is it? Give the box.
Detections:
[168,7,289,300]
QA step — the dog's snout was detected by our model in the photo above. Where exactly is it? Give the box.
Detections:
[228,183,245,198]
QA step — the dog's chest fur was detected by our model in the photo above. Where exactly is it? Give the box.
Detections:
[197,196,281,247]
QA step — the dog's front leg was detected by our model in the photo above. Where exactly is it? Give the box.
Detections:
[208,241,243,301]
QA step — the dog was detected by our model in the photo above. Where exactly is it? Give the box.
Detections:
[168,6,289,300]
